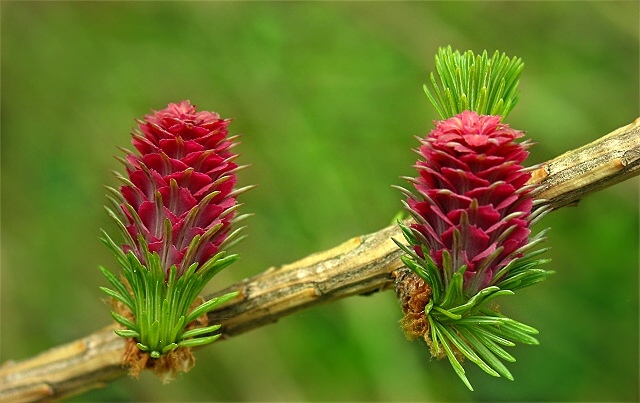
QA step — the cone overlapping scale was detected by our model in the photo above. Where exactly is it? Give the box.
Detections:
[112,101,243,276]
[406,111,533,296]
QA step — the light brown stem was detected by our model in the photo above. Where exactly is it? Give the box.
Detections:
[530,118,640,209]
[1,118,638,402]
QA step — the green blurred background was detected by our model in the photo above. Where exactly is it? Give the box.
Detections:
[2,1,638,401]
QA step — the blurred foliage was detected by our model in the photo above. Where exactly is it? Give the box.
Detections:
[1,1,638,401]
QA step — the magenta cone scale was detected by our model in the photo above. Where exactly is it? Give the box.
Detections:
[406,111,533,296]
[117,101,241,277]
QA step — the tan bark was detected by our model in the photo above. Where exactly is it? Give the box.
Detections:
[1,118,638,402]
[530,118,640,210]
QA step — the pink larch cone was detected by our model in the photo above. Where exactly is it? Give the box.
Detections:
[405,110,533,296]
[117,101,241,276]
[394,47,554,390]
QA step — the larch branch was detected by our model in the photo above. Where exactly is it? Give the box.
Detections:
[1,118,639,402]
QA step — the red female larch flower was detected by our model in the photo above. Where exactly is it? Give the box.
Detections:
[118,101,243,276]
[407,110,533,296]
[100,101,250,380]
[395,47,553,390]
